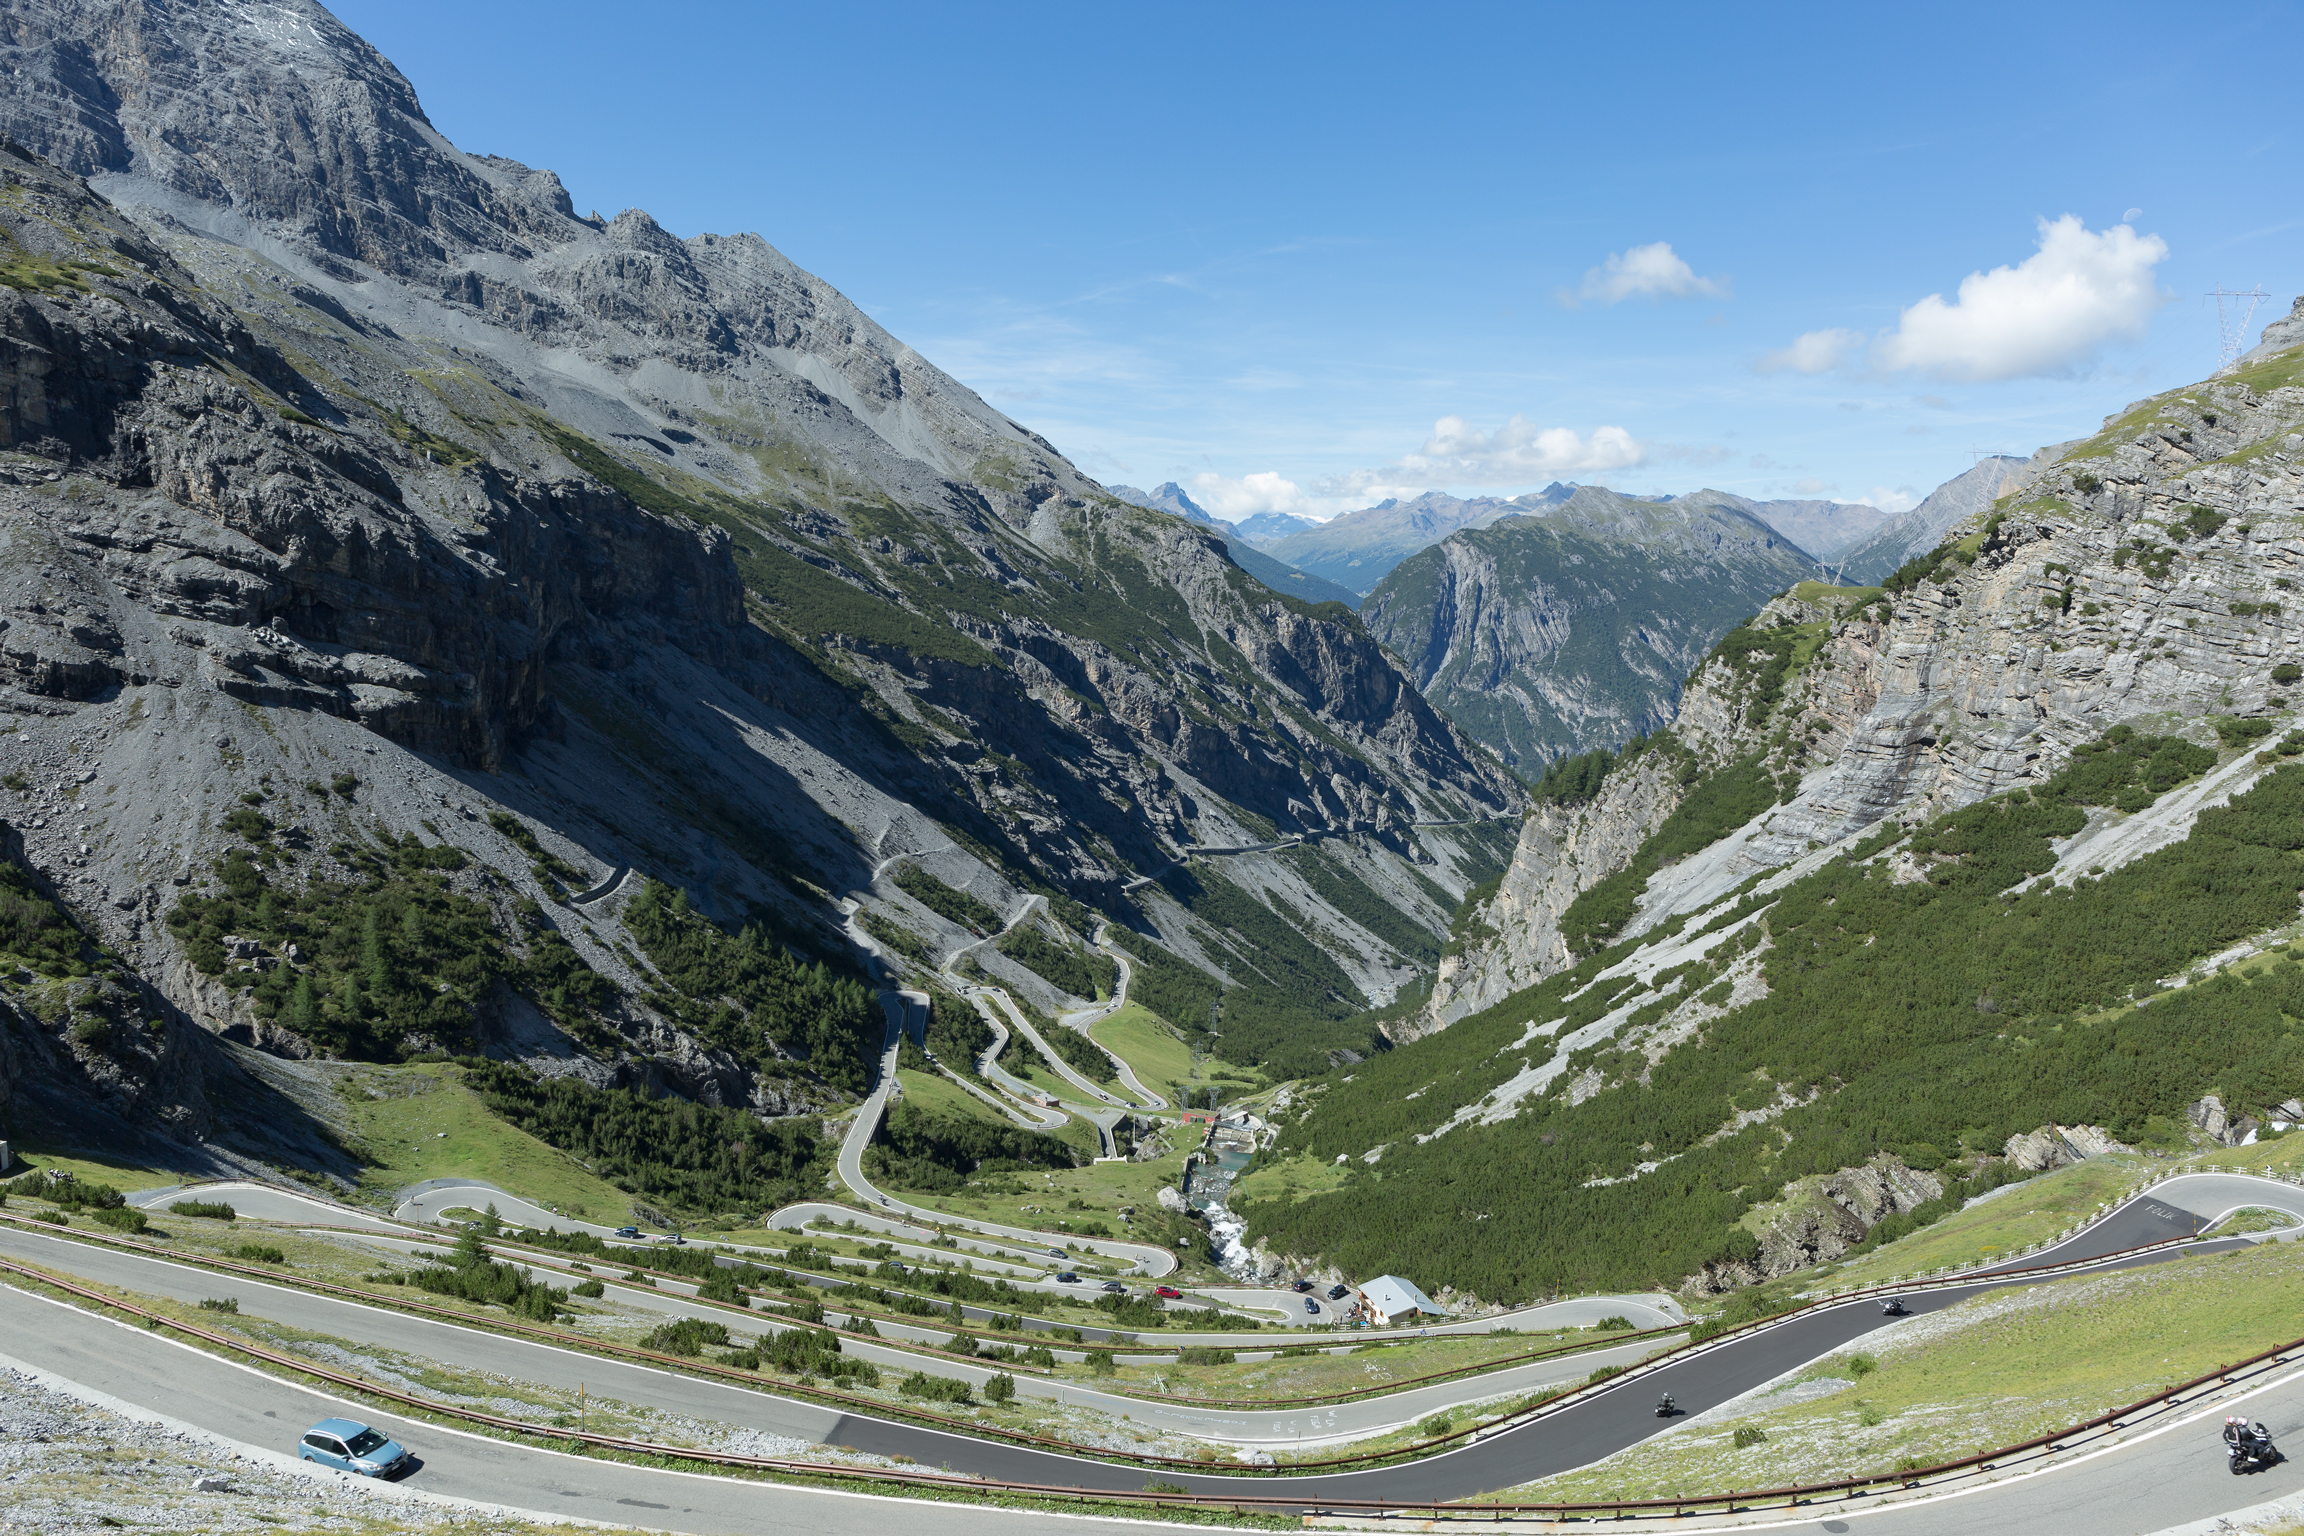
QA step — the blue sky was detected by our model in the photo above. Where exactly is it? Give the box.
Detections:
[337,0,2304,520]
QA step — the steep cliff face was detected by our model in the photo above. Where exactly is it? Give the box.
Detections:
[1361,487,1816,769]
[1430,331,2304,1031]
[0,0,1519,1165]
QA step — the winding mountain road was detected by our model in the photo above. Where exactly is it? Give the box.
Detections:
[9,1167,2304,1534]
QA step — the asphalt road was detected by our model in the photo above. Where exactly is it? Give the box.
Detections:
[10,1281,2304,1536]
[127,1181,412,1232]
[833,997,1179,1278]
[0,1217,1675,1451]
[13,1171,2304,1505]
[0,1290,1187,1536]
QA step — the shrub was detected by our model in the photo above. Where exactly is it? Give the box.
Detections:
[1594,1315,1634,1331]
[198,1297,238,1313]
[2214,716,2276,748]
[1176,1346,1235,1365]
[1734,1425,1768,1448]
[69,1017,112,1052]
[169,1200,236,1221]
[571,1279,605,1298]
[89,1206,147,1233]
[695,1267,750,1308]
[1086,1350,1117,1376]
[1845,1352,1878,1378]
[1587,1364,1625,1384]
[639,1319,731,1356]
[897,1370,972,1404]
[1417,1413,1455,1437]
[984,1372,1017,1403]
[13,1173,125,1211]
[2277,664,2303,686]
[892,866,1001,932]
[231,1242,286,1263]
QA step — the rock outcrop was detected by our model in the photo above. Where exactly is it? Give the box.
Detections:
[2002,1124,2135,1171]
[1434,329,2304,1030]
[1684,1156,1944,1294]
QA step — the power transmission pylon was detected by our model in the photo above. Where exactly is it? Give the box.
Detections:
[2209,286,2270,370]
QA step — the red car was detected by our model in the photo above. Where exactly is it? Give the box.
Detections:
[1154,1285,1183,1300]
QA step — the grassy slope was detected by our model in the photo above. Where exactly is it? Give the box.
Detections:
[1496,1236,2304,1502]
[2,1146,185,1188]
[332,1064,638,1223]
[893,1065,1104,1165]
[1825,1133,2304,1289]
[1091,1001,1263,1093]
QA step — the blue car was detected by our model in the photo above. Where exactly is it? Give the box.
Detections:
[298,1417,410,1478]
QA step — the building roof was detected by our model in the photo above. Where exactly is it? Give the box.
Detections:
[1361,1274,1448,1317]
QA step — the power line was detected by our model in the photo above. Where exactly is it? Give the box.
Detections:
[2209,286,2270,370]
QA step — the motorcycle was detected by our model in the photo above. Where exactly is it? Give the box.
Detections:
[1655,1394,1678,1419]
[2224,1417,2280,1474]
[1879,1298,1907,1317]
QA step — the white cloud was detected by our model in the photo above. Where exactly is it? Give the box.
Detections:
[1874,216,2169,381]
[1399,414,1645,479]
[1867,485,1921,515]
[1183,470,1329,520]
[1762,217,2171,383]
[1759,327,1863,375]
[1561,242,1730,308]
[1188,416,1647,522]
[1793,478,1833,495]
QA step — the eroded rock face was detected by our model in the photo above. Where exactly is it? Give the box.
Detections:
[2003,1124,2135,1171]
[1683,1156,1943,1294]
[1433,340,2304,1032]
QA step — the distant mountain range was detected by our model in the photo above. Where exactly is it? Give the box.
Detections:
[1360,486,1817,767]
[1251,485,1886,597]
[1666,490,1892,562]
[1103,482,1360,606]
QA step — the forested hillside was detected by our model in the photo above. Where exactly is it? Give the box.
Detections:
[1252,332,2304,1300]
[1247,733,2304,1298]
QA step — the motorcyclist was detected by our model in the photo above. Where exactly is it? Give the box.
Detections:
[1880,1297,1906,1316]
[1655,1393,1677,1418]
[2224,1416,2277,1472]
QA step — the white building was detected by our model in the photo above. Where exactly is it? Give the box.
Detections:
[1361,1274,1447,1327]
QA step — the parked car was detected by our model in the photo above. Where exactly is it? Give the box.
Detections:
[1101,1280,1126,1293]
[614,1226,640,1239]
[1291,1280,1314,1292]
[1046,1247,1065,1258]
[1327,1284,1350,1300]
[298,1418,410,1478]
[1154,1285,1182,1300]
[1056,1272,1080,1284]
[1303,1297,1320,1314]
